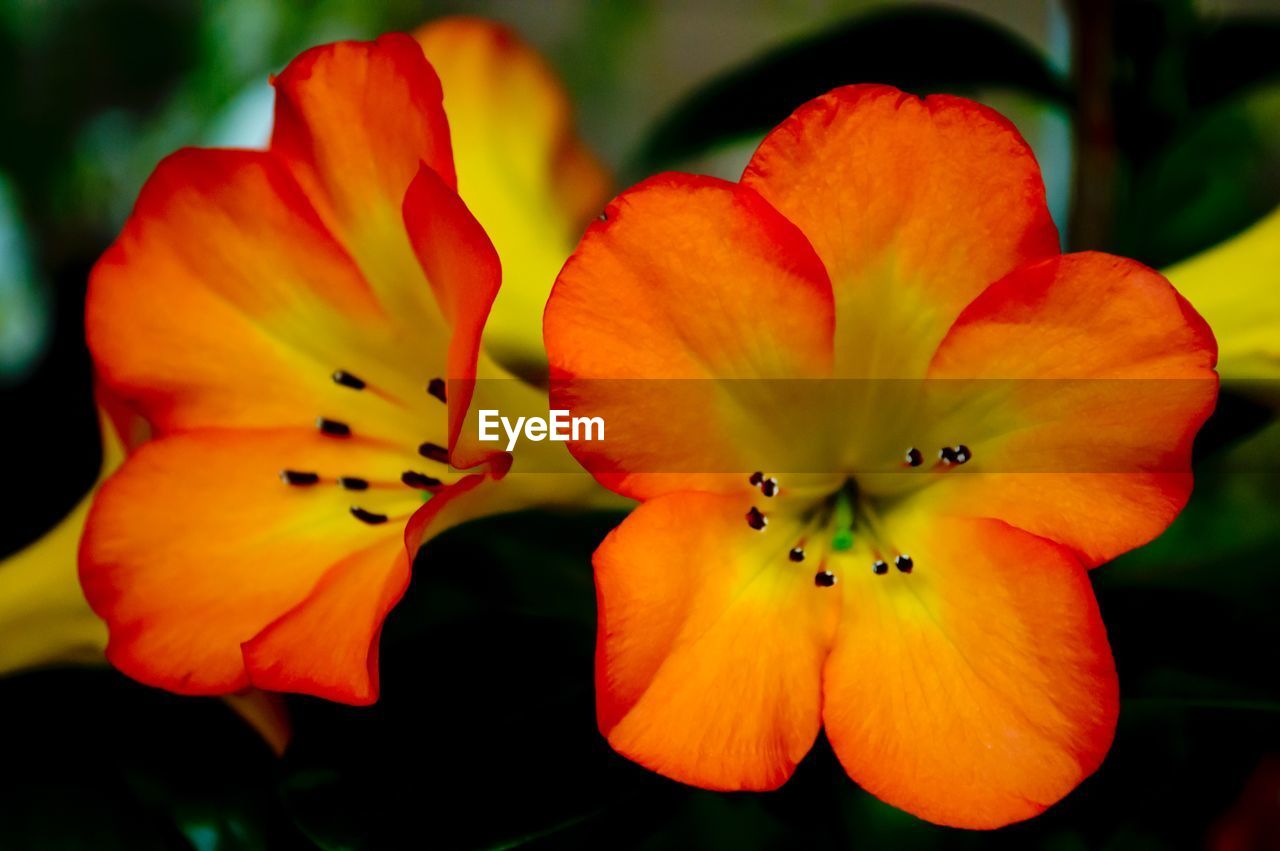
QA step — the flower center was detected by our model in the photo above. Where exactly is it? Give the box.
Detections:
[277,367,458,526]
[743,441,973,588]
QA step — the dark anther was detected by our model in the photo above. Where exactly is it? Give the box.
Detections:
[905,447,923,467]
[317,417,351,437]
[789,547,805,562]
[895,554,914,573]
[938,446,958,465]
[427,378,447,404]
[872,559,889,575]
[761,477,778,497]
[814,571,837,587]
[401,471,443,489]
[279,470,319,486]
[350,506,388,525]
[953,444,971,464]
[749,471,764,485]
[745,506,768,531]
[331,369,366,390]
[418,442,450,464]
[339,476,370,491]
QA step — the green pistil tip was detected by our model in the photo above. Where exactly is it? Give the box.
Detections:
[832,488,855,551]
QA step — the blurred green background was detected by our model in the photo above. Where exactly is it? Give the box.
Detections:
[2,0,1280,848]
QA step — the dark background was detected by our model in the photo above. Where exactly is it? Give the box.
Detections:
[2,1,1280,848]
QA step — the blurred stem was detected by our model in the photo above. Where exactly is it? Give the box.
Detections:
[1068,0,1117,250]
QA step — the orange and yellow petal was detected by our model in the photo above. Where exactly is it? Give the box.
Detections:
[593,492,839,791]
[242,535,410,705]
[925,252,1218,565]
[271,34,454,326]
[545,173,835,499]
[87,147,440,444]
[416,16,609,375]
[244,471,501,704]
[822,515,1118,829]
[80,429,427,700]
[742,85,1060,377]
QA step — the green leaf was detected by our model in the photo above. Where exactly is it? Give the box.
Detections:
[0,668,308,851]
[1106,416,1280,589]
[1187,17,1280,110]
[630,6,1069,174]
[1119,83,1280,267]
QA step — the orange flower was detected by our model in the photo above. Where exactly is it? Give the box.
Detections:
[543,85,1219,828]
[78,22,608,706]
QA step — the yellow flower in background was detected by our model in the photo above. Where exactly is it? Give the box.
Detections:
[0,405,123,674]
[417,17,609,379]
[1165,206,1280,405]
[0,398,291,752]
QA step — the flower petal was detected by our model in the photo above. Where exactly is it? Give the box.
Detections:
[1165,204,1280,403]
[87,147,441,445]
[0,496,106,674]
[241,535,410,705]
[402,163,501,471]
[822,515,1118,829]
[0,400,130,676]
[594,492,839,791]
[925,252,1218,565]
[223,689,293,757]
[545,173,835,499]
[80,429,425,697]
[416,17,609,375]
[243,472,496,704]
[742,85,1060,377]
[271,33,454,323]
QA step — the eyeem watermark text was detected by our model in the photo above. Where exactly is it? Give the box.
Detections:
[478,409,605,451]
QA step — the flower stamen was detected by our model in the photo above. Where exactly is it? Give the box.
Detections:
[418,442,450,464]
[331,369,366,390]
[401,471,443,489]
[317,417,351,438]
[937,445,973,467]
[349,506,388,525]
